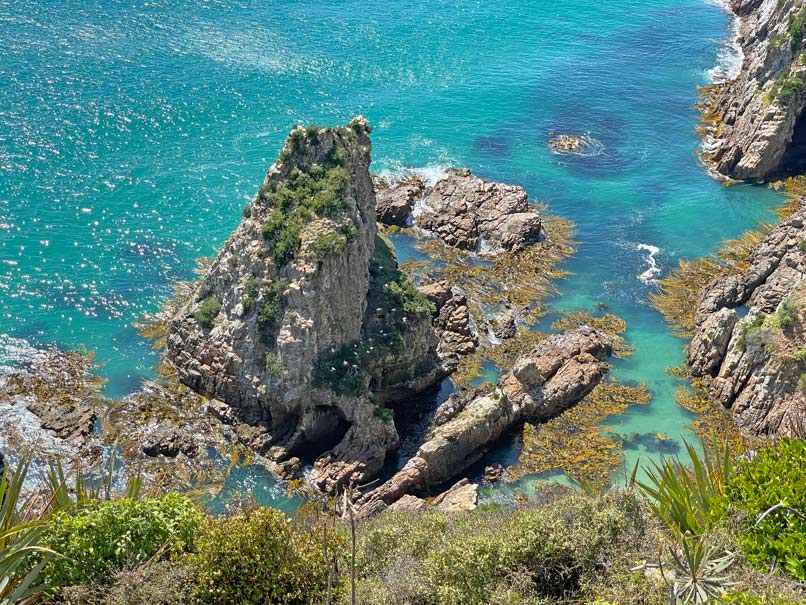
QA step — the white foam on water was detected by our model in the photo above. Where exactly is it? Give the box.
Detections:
[637,243,662,284]
[376,164,451,188]
[706,0,744,83]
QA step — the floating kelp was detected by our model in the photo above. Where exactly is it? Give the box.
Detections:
[550,310,634,358]
[104,375,254,500]
[673,375,759,452]
[510,379,651,486]
[0,347,106,408]
[407,211,575,383]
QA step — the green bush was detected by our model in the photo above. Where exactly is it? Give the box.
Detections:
[42,494,202,590]
[776,299,799,330]
[768,74,805,107]
[193,296,222,329]
[265,353,284,378]
[259,156,352,268]
[384,279,436,317]
[799,374,806,394]
[312,230,348,259]
[799,238,806,253]
[735,314,767,352]
[350,494,641,605]
[257,278,289,340]
[790,7,806,53]
[725,438,806,581]
[189,507,338,605]
[792,348,806,363]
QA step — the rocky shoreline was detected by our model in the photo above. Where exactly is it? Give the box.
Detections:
[700,0,806,180]
[1,119,629,508]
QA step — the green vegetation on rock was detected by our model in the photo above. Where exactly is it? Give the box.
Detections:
[259,156,353,267]
[193,296,222,329]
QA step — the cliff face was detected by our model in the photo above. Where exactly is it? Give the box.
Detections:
[703,0,806,179]
[688,208,806,436]
[166,118,444,490]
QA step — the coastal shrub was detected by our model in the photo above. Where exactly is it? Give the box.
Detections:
[769,32,790,50]
[257,278,289,340]
[776,299,799,330]
[260,157,352,267]
[799,373,806,393]
[373,405,394,422]
[312,230,348,259]
[768,74,805,107]
[789,7,806,53]
[193,296,221,329]
[42,494,202,589]
[241,206,251,218]
[265,353,284,378]
[725,438,806,581]
[241,296,253,313]
[735,314,767,352]
[384,278,436,317]
[792,348,806,363]
[189,507,338,605]
[103,560,193,605]
[350,494,643,605]
[799,238,806,252]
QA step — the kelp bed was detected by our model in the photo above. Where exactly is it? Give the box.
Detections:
[399,210,576,384]
[652,178,806,442]
[511,379,652,486]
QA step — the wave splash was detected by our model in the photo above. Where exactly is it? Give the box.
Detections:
[637,243,662,284]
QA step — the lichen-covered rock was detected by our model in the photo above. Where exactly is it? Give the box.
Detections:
[701,0,806,179]
[166,119,448,492]
[688,209,806,436]
[357,326,612,513]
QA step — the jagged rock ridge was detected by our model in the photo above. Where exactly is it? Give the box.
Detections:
[702,0,806,179]
[688,208,806,436]
[167,118,450,491]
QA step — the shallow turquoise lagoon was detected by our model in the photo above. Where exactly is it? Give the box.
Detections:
[0,0,785,502]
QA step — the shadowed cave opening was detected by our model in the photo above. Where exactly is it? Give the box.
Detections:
[289,407,351,462]
[777,108,806,175]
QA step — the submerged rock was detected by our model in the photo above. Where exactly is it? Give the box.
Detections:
[547,133,589,154]
[687,208,806,436]
[376,168,542,252]
[357,326,613,514]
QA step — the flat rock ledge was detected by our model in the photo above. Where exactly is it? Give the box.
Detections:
[357,326,613,516]
[376,168,542,252]
[688,208,806,436]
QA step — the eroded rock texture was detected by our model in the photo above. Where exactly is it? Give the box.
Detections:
[358,326,612,514]
[166,119,454,492]
[377,168,542,252]
[688,209,806,436]
[703,0,806,179]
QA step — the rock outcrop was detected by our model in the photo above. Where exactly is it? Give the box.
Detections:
[376,169,542,252]
[688,208,806,436]
[166,119,454,492]
[358,326,613,514]
[702,0,806,179]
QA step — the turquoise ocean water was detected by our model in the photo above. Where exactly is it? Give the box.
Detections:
[0,0,786,505]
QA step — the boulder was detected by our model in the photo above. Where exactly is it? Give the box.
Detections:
[433,479,479,513]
